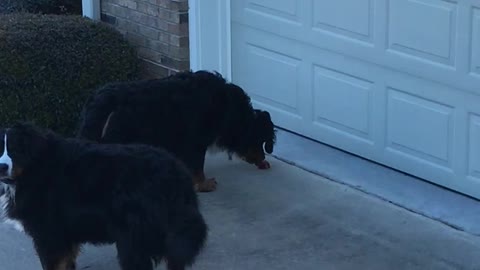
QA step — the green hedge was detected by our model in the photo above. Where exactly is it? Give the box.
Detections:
[0,13,140,136]
[0,0,82,15]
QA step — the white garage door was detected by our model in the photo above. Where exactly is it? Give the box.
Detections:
[230,0,480,198]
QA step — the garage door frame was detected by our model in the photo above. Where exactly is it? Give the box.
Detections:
[188,0,232,79]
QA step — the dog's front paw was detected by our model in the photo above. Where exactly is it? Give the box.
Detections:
[195,178,217,192]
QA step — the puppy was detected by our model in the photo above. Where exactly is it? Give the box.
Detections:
[77,70,276,192]
[0,122,207,270]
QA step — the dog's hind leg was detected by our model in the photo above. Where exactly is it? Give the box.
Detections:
[165,208,207,270]
[116,236,154,270]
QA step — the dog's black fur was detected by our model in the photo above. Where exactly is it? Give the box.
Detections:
[77,70,276,192]
[0,122,207,270]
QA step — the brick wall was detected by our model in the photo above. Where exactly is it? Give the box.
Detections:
[101,0,189,79]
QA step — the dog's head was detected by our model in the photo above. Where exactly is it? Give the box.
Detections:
[0,122,48,185]
[238,110,276,165]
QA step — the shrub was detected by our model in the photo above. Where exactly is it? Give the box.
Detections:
[0,0,82,15]
[0,13,140,136]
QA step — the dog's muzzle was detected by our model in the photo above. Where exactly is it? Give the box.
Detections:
[0,163,7,173]
[0,164,13,184]
[0,163,9,177]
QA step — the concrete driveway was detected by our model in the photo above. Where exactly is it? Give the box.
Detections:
[1,154,479,270]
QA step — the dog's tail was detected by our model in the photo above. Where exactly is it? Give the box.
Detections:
[163,207,208,267]
[76,85,120,141]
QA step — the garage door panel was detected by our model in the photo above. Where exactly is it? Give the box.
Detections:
[245,0,300,22]
[471,8,480,76]
[305,51,380,154]
[231,25,309,133]
[386,88,454,168]
[232,30,302,115]
[312,0,374,44]
[387,0,457,66]
[245,44,301,112]
[313,65,374,142]
[468,114,480,180]
[231,0,304,36]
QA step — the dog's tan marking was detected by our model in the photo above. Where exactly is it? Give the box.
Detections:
[11,166,23,179]
[52,245,80,270]
[101,112,115,138]
[192,172,217,192]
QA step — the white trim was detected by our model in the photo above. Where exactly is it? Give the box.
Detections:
[188,0,232,80]
[82,0,100,20]
[188,0,200,71]
[221,0,232,80]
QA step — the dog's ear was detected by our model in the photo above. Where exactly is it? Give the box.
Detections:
[255,108,272,120]
[12,122,49,156]
[255,110,271,123]
[264,141,274,154]
[255,110,275,154]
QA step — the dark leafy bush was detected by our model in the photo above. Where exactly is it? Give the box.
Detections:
[0,13,140,136]
[0,0,82,15]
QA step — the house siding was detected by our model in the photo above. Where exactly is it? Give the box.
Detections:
[100,0,189,78]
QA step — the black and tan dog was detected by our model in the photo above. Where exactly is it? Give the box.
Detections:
[77,70,276,192]
[0,122,207,270]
